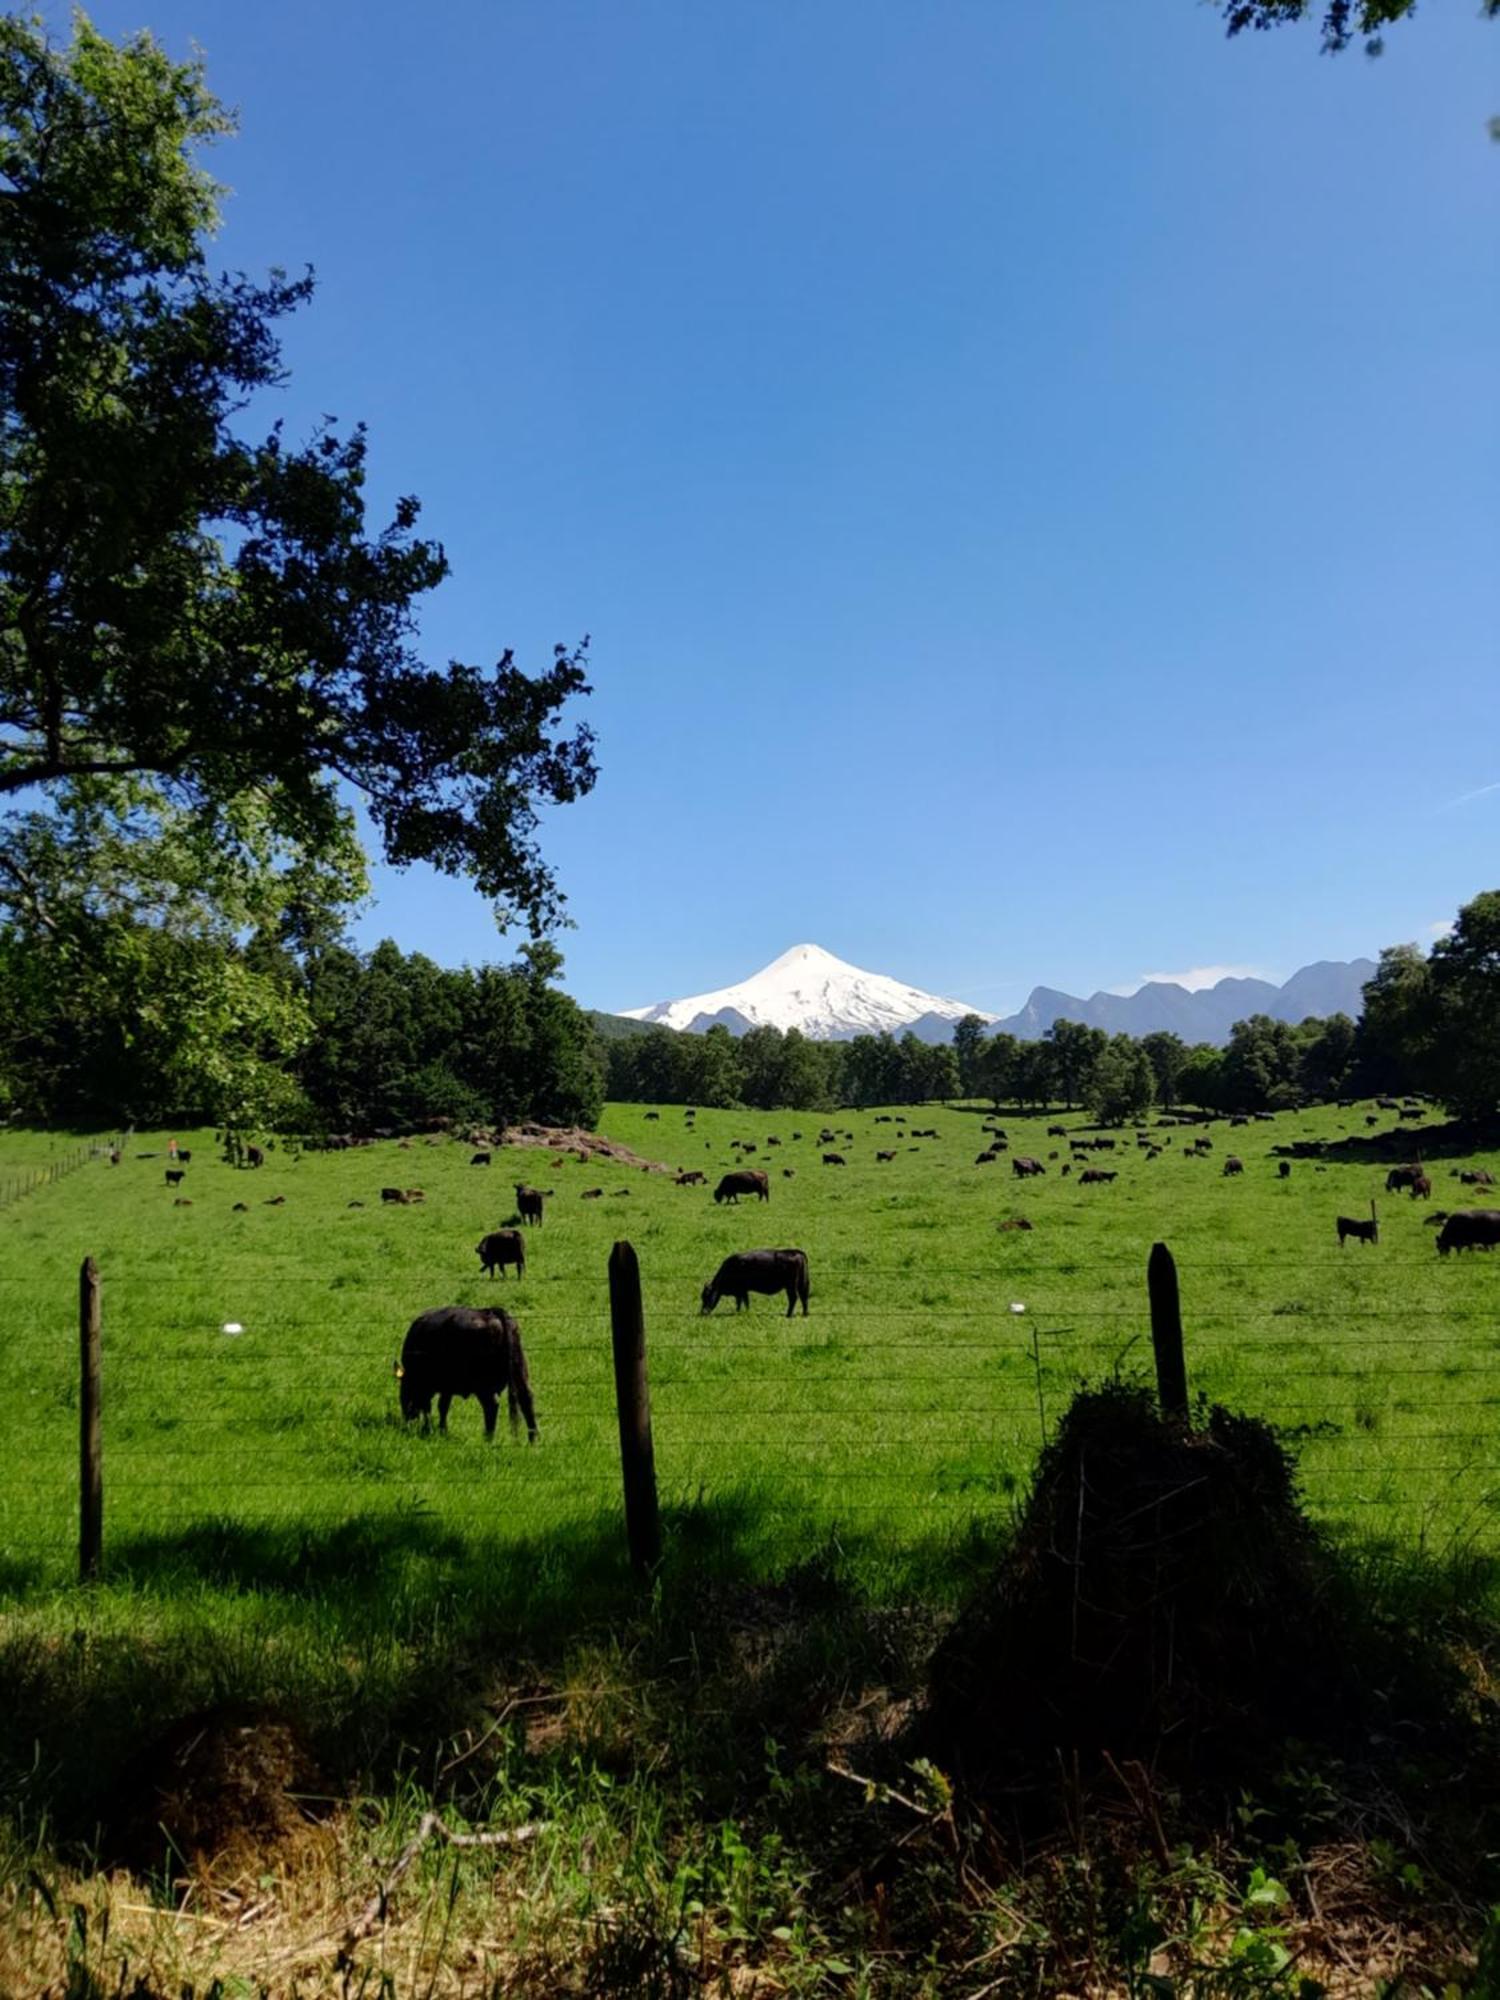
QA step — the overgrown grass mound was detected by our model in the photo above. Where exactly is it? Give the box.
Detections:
[927,1382,1357,1793]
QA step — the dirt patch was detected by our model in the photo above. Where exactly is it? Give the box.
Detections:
[503,1123,674,1174]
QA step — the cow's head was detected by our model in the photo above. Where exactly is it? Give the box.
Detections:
[394,1359,422,1421]
[700,1284,719,1315]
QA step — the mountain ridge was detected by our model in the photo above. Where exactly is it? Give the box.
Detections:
[618,947,1377,1047]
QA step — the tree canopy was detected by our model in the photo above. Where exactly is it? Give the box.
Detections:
[0,12,594,932]
[1216,0,1497,55]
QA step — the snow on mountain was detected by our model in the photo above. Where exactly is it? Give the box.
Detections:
[620,944,992,1043]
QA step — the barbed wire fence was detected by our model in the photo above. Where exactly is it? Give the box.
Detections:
[19,1233,1500,1586]
[0,1130,129,1214]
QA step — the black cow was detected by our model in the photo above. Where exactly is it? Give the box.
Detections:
[164,1168,185,1187]
[1337,1214,1379,1247]
[822,1153,846,1167]
[396,1306,537,1439]
[1012,1156,1046,1178]
[714,1169,770,1204]
[470,1151,492,1166]
[515,1184,546,1225]
[1386,1165,1422,1195]
[700,1248,810,1318]
[245,1145,265,1168]
[1437,1210,1500,1256]
[1278,1161,1292,1179]
[1079,1168,1116,1184]
[476,1229,526,1279]
[1222,1157,1244,1176]
[381,1186,410,1204]
[1459,1169,1496,1187]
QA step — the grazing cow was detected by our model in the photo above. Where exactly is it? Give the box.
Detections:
[1410,1173,1432,1201]
[1399,1107,1425,1122]
[1223,1157,1244,1177]
[974,1152,995,1166]
[246,1145,265,1168]
[1436,1210,1500,1256]
[878,1150,898,1162]
[381,1187,409,1204]
[265,1195,286,1206]
[1278,1161,1292,1179]
[822,1153,846,1167]
[178,1149,192,1164]
[714,1169,770,1204]
[165,1169,185,1187]
[581,1187,604,1199]
[1365,1115,1379,1128]
[232,1201,249,1211]
[1230,1115,1248,1127]
[997,1217,1033,1232]
[1079,1168,1117,1184]
[1385,1166,1421,1195]
[1378,1097,1400,1111]
[675,1170,706,1186]
[645,1112,660,1121]
[741,1143,758,1155]
[1337,1212,1378,1247]
[470,1152,492,1167]
[515,1185,546,1225]
[1061,1163,1071,1177]
[700,1248,810,1318]
[347,1200,364,1208]
[476,1229,526,1279]
[1012,1156,1046,1178]
[1047,1125,1067,1139]
[396,1305,537,1439]
[1459,1170,1496,1188]
[767,1137,781,1147]
[782,1168,796,1178]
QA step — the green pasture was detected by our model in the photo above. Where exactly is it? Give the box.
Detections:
[2,1097,1498,1605]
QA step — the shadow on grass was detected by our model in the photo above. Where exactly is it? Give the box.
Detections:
[0,1492,1003,1855]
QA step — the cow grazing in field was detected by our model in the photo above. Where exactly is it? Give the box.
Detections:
[1223,1157,1244,1177]
[1410,1173,1432,1200]
[645,1111,659,1121]
[476,1229,526,1279]
[700,1248,810,1318]
[782,1168,796,1177]
[1047,1125,1067,1139]
[515,1185,546,1225]
[177,1150,192,1164]
[714,1169,770,1204]
[1012,1156,1046,1178]
[1399,1107,1425,1121]
[1337,1212,1378,1247]
[232,1201,248,1211]
[470,1151,492,1166]
[397,1305,537,1439]
[878,1150,897,1162]
[1278,1161,1292,1179]
[822,1153,846,1167]
[165,1169,185,1187]
[997,1217,1033,1231]
[265,1195,286,1206]
[974,1152,995,1166]
[1079,1168,1117,1184]
[767,1136,781,1147]
[1386,1166,1422,1195]
[581,1187,604,1199]
[381,1187,410,1204]
[1459,1170,1496,1187]
[675,1170,706,1186]
[1436,1210,1500,1255]
[245,1145,265,1168]
[1061,1162,1071,1176]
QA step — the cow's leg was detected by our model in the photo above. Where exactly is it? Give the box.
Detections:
[785,1286,795,1319]
[438,1392,453,1432]
[479,1391,499,1438]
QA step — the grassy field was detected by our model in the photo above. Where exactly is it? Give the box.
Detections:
[3,1099,1499,1993]
[2,1099,1498,1590]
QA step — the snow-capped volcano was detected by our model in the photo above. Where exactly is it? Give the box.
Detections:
[620,944,993,1043]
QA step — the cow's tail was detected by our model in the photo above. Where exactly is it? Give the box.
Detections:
[507,1323,538,1441]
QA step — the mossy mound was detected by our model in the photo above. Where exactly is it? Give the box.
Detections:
[927,1383,1359,1795]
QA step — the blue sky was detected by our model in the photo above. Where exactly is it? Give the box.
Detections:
[81,1,1500,1014]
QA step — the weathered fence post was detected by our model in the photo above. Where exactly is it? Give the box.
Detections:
[79,1257,102,1582]
[608,1241,660,1574]
[1148,1241,1188,1422]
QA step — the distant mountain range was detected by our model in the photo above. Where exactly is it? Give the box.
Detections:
[614,946,1378,1047]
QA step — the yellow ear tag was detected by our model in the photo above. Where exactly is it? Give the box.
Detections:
[395,1365,405,1378]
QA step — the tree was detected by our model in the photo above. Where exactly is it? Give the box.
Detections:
[1086,1036,1155,1126]
[951,1014,989,1098]
[973,1031,1018,1111]
[1141,1031,1188,1110]
[1046,1020,1106,1111]
[1427,892,1500,1122]
[1351,944,1434,1099]
[0,14,594,932]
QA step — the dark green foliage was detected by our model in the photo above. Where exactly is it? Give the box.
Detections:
[0,13,594,931]
[1216,0,1495,55]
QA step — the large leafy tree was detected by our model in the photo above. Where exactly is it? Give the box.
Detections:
[0,13,594,932]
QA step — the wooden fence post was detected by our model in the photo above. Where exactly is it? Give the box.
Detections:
[608,1241,660,1574]
[79,1257,102,1582]
[1148,1241,1188,1422]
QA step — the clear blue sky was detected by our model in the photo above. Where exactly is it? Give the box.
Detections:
[82,0,1499,1013]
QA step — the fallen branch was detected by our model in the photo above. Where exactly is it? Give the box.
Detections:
[340,1812,551,1957]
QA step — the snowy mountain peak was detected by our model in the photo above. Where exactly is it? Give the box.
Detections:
[620,945,992,1043]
